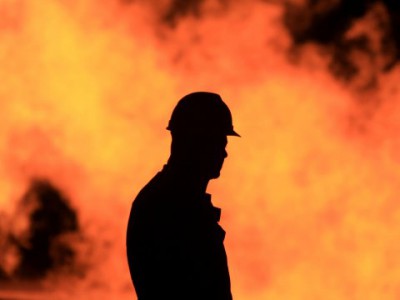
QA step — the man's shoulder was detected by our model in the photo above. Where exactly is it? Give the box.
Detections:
[132,170,178,210]
[134,173,163,203]
[130,171,188,229]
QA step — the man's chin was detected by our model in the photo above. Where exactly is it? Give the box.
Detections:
[210,170,221,179]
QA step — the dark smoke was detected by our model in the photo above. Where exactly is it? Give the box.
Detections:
[284,0,400,86]
[123,0,228,27]
[163,0,205,26]
[125,0,400,88]
[164,0,231,26]
[0,179,80,280]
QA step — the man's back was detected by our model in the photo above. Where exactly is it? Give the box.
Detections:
[126,166,232,300]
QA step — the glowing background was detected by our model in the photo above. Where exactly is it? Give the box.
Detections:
[1,0,400,299]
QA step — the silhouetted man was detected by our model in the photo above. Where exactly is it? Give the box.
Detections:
[127,92,239,300]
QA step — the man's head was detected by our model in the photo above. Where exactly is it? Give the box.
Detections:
[167,92,239,179]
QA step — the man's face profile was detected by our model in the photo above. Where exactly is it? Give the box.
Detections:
[171,132,228,180]
[189,133,228,180]
[203,134,228,179]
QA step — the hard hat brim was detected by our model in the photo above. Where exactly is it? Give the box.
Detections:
[167,126,240,137]
[227,129,241,137]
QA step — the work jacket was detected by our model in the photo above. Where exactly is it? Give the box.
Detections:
[126,165,232,300]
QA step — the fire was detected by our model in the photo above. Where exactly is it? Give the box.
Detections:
[1,0,400,299]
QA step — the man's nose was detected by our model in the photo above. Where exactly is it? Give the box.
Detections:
[223,149,228,158]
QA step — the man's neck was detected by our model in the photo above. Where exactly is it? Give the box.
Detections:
[164,161,209,195]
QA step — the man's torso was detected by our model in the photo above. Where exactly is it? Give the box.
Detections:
[126,168,232,300]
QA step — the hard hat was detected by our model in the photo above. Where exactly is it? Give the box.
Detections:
[167,92,240,137]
